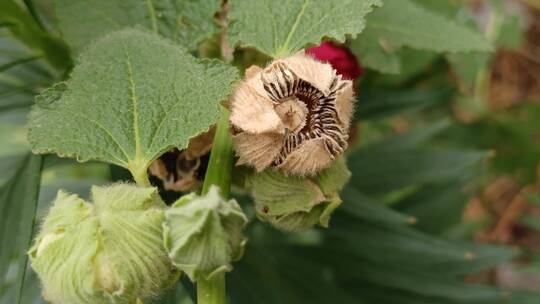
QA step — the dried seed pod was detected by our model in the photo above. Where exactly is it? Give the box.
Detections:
[149,128,214,192]
[229,52,354,176]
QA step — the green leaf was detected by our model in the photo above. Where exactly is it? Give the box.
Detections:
[249,158,350,231]
[396,181,470,234]
[250,169,325,217]
[0,0,71,70]
[0,35,56,114]
[373,49,439,85]
[28,29,238,185]
[340,186,414,226]
[497,14,523,49]
[351,0,492,74]
[54,0,222,51]
[228,0,382,58]
[174,0,223,51]
[520,215,540,232]
[349,148,485,196]
[527,194,540,207]
[0,122,29,157]
[356,87,454,120]
[0,154,43,304]
[446,52,491,90]
[348,123,485,196]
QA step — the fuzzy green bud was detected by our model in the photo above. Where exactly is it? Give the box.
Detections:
[250,157,351,231]
[29,184,178,304]
[163,186,247,282]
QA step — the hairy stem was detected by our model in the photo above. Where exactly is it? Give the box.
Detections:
[197,273,227,304]
[201,107,234,197]
[198,106,233,304]
[129,160,151,187]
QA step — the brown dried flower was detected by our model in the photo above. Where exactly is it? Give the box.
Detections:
[229,52,355,176]
[149,128,215,192]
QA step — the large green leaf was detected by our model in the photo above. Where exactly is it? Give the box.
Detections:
[228,0,382,58]
[351,0,492,74]
[28,29,238,185]
[0,154,43,304]
[54,0,222,51]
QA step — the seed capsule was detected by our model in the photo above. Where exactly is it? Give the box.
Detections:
[229,52,354,176]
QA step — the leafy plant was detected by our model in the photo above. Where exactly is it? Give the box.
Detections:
[1,0,539,304]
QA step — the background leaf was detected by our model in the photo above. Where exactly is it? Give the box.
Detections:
[347,124,486,196]
[228,0,382,58]
[350,0,492,74]
[0,154,43,304]
[0,0,71,70]
[54,0,222,52]
[28,29,238,183]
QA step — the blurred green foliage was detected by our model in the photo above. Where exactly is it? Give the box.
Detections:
[1,0,539,303]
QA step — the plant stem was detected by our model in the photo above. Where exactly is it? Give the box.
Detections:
[197,273,227,304]
[133,172,151,187]
[470,3,503,118]
[197,106,233,304]
[129,160,151,187]
[201,106,234,197]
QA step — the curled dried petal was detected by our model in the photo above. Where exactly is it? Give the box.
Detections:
[230,52,355,175]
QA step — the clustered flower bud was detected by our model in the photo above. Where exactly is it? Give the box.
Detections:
[229,52,355,176]
[163,186,247,281]
[29,184,177,304]
[249,157,351,231]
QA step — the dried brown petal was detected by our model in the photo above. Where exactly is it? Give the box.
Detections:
[230,52,354,176]
[148,127,214,192]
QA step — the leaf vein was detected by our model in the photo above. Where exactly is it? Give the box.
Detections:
[277,0,310,56]
[123,45,142,161]
[61,111,131,163]
[144,0,159,33]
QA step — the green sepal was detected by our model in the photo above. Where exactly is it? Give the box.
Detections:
[163,186,248,282]
[250,157,351,231]
[29,184,177,304]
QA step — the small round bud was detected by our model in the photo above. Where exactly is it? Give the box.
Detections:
[29,184,177,304]
[163,186,248,282]
[250,157,351,231]
[229,52,355,176]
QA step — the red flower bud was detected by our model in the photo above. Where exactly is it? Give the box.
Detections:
[306,42,363,82]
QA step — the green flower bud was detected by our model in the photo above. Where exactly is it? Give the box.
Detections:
[29,184,178,304]
[250,157,351,231]
[163,186,247,282]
